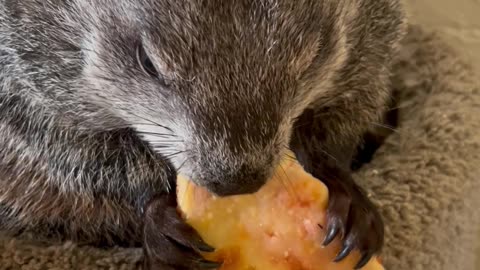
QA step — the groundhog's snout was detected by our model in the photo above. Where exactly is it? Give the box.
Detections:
[185,129,281,197]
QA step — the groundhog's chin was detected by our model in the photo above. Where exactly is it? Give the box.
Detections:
[176,156,384,270]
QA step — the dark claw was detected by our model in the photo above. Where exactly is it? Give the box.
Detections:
[160,207,214,254]
[198,260,223,269]
[333,242,354,262]
[142,194,222,270]
[312,167,384,267]
[354,252,374,269]
[197,242,216,253]
[322,222,340,246]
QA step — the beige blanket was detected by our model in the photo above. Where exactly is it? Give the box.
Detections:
[1,25,479,270]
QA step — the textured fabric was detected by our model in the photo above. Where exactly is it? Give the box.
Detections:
[358,25,480,269]
[1,25,479,270]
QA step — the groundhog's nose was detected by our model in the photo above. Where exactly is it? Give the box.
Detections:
[202,169,269,197]
[207,180,265,196]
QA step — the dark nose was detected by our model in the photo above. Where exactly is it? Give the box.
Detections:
[192,155,274,197]
[206,180,266,196]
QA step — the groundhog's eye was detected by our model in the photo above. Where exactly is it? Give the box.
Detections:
[136,44,159,78]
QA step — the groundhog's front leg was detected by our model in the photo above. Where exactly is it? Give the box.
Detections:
[290,109,384,270]
[142,187,220,269]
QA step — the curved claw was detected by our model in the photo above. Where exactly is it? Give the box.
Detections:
[198,260,223,269]
[143,194,222,270]
[316,176,384,267]
[333,241,354,262]
[322,222,340,246]
[354,252,374,269]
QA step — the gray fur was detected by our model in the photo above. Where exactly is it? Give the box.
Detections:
[0,0,406,245]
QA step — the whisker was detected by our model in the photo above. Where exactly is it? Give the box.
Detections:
[271,168,282,197]
[177,158,188,172]
[137,131,178,138]
[321,149,338,164]
[151,145,187,152]
[370,122,399,133]
[386,103,411,112]
[53,117,178,135]
[292,120,314,129]
[162,151,185,159]
[279,162,299,203]
[129,112,174,133]
[151,145,170,149]
[284,150,297,162]
[387,98,415,112]
[148,140,184,144]
[134,123,175,127]
[145,136,184,143]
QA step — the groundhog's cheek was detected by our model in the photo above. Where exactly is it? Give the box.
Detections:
[177,158,384,270]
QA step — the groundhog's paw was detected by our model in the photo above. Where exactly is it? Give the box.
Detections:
[321,179,384,270]
[142,194,221,270]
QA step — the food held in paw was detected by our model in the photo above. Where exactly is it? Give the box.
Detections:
[177,157,384,270]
